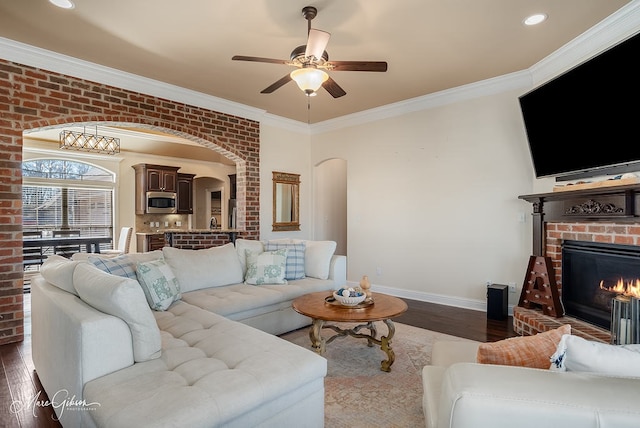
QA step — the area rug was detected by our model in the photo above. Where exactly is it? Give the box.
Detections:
[279,322,478,428]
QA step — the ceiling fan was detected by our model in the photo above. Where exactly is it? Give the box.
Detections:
[232,5,388,98]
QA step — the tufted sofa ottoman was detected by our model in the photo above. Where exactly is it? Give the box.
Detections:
[82,301,326,427]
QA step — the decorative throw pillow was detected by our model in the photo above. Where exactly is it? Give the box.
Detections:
[136,259,181,311]
[550,333,640,377]
[264,240,306,280]
[88,254,137,279]
[244,249,288,285]
[476,324,571,369]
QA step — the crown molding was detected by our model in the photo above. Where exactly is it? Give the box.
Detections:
[0,37,267,123]
[310,71,531,135]
[311,1,640,134]
[528,1,640,87]
[1,1,638,136]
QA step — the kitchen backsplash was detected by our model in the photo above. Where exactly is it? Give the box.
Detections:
[135,213,191,233]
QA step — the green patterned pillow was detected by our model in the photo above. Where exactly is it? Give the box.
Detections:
[136,259,181,311]
[244,249,288,285]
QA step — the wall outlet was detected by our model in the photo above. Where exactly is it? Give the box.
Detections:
[376,266,382,276]
[508,282,516,293]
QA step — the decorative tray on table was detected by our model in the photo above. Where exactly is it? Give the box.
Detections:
[325,295,374,309]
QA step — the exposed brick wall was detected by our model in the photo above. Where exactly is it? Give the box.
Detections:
[0,59,261,344]
[166,232,233,249]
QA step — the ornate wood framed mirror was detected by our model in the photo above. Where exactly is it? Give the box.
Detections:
[272,171,300,231]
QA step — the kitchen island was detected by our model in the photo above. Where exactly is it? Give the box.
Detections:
[136,229,244,252]
[163,229,241,249]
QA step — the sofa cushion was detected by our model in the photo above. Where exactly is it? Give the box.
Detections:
[245,249,288,285]
[88,254,137,279]
[476,324,570,369]
[136,259,182,311]
[181,274,333,308]
[235,238,264,275]
[550,333,640,376]
[40,254,83,296]
[83,301,327,428]
[162,243,244,292]
[303,240,337,279]
[265,240,306,280]
[73,263,162,362]
[72,250,163,264]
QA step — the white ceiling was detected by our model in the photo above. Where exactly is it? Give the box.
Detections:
[0,0,632,125]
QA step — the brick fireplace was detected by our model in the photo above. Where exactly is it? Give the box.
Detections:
[517,184,640,343]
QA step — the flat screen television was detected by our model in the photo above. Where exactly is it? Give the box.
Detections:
[519,31,640,180]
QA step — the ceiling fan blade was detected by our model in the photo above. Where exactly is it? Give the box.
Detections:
[305,29,331,61]
[328,61,388,72]
[260,74,293,94]
[232,55,289,65]
[322,76,346,98]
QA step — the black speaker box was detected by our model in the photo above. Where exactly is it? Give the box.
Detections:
[487,284,508,320]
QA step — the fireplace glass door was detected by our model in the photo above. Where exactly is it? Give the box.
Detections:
[562,240,640,330]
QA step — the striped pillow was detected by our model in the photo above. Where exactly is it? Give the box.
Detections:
[264,241,306,280]
[88,254,137,279]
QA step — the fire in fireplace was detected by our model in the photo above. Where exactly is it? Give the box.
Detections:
[561,240,640,330]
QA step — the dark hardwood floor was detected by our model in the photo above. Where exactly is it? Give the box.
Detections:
[396,298,517,343]
[0,294,516,427]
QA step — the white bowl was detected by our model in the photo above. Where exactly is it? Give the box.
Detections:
[333,290,367,306]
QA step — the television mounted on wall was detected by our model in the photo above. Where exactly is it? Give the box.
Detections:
[519,31,640,181]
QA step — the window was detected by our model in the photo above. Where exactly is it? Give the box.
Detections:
[22,159,115,240]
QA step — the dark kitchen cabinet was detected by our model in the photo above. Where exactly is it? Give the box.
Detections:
[132,164,181,214]
[136,233,165,252]
[145,166,178,192]
[177,173,195,214]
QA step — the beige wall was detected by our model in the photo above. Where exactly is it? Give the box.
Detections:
[310,90,535,309]
[259,124,312,241]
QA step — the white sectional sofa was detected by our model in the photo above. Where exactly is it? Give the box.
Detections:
[31,239,346,428]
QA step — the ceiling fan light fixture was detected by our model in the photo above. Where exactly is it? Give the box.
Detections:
[290,68,328,96]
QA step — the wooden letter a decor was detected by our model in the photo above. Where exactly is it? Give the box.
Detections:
[518,256,564,317]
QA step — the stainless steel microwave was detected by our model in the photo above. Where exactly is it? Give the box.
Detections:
[146,191,177,214]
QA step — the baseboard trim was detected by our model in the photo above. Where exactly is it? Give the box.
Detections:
[346,280,515,315]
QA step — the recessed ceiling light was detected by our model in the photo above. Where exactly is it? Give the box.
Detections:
[49,0,75,9]
[524,13,547,26]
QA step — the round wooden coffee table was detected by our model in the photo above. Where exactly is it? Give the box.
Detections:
[292,291,408,372]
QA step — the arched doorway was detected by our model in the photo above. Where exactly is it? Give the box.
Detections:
[314,158,347,255]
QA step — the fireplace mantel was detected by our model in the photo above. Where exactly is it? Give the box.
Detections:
[519,183,640,256]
